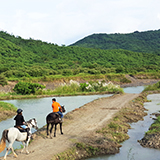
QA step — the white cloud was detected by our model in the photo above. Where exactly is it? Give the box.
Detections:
[0,0,160,45]
[27,12,49,20]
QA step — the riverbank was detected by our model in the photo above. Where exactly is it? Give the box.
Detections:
[1,92,150,160]
[1,76,160,94]
[0,101,17,122]
[138,90,160,149]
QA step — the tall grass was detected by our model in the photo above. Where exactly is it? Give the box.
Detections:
[44,80,124,95]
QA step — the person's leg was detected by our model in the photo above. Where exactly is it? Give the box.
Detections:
[58,111,63,118]
[20,125,27,129]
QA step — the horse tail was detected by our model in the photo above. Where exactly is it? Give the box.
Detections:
[0,129,8,153]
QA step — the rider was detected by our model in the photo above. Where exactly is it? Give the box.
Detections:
[14,109,30,139]
[52,98,63,121]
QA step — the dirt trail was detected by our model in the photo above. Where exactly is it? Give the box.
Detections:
[1,93,140,160]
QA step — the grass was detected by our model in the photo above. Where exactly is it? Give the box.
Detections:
[0,101,17,122]
[143,81,160,92]
[133,72,160,79]
[0,101,17,111]
[145,116,160,135]
[7,73,131,83]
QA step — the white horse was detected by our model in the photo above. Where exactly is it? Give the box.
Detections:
[0,118,38,160]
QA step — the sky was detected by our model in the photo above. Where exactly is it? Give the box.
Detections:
[0,0,160,46]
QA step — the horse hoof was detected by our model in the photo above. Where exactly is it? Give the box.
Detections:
[61,133,63,135]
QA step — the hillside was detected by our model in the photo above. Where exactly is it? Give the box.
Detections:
[70,29,160,54]
[0,31,160,81]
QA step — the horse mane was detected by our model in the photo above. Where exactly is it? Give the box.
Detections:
[26,118,36,124]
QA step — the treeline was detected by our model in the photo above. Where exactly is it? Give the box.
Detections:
[0,31,160,81]
[71,29,160,54]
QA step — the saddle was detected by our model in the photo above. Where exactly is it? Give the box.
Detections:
[55,112,61,118]
[14,126,27,132]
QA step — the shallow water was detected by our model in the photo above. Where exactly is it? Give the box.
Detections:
[87,94,160,160]
[123,86,145,94]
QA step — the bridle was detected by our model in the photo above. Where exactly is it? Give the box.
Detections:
[26,118,38,129]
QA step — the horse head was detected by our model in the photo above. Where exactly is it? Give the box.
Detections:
[61,105,66,113]
[26,118,38,130]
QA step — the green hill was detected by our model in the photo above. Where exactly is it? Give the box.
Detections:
[70,30,160,54]
[0,31,160,81]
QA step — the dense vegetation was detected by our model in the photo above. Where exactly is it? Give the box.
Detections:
[13,82,45,95]
[71,29,160,54]
[143,81,160,92]
[0,30,160,83]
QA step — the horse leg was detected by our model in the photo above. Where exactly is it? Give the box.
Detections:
[4,147,10,160]
[4,142,18,160]
[11,146,18,158]
[21,142,25,153]
[60,123,63,135]
[25,137,31,154]
[46,123,49,136]
[50,123,54,138]
[54,124,57,137]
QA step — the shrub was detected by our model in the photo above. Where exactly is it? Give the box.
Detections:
[13,82,45,95]
[0,75,8,86]
[80,83,89,92]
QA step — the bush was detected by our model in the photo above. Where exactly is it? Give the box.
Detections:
[0,75,8,86]
[13,82,45,95]
[143,81,160,91]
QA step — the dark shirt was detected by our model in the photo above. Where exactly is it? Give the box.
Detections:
[14,114,25,126]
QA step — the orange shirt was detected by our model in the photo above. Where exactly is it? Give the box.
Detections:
[52,101,61,112]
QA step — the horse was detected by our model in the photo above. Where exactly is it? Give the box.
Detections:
[0,118,38,160]
[46,105,66,138]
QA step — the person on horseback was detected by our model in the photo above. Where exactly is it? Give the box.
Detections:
[14,108,30,139]
[52,98,63,121]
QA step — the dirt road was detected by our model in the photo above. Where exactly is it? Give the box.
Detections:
[1,93,140,160]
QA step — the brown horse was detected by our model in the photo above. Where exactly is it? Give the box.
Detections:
[46,106,66,138]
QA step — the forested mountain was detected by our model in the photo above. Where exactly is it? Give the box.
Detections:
[71,29,160,54]
[0,31,160,80]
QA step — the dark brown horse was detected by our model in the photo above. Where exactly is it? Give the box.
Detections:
[46,106,66,138]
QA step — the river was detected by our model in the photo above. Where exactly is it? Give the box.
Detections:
[1,86,160,159]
